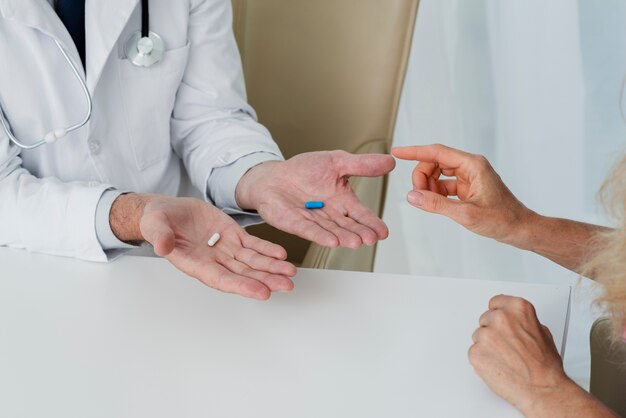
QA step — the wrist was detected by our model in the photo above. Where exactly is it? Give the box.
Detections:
[500,208,543,250]
[109,193,151,243]
[235,161,281,210]
[522,377,584,418]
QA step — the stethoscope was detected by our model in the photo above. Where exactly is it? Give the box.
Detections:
[0,0,164,150]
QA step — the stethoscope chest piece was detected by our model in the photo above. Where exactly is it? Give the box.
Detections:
[125,31,165,67]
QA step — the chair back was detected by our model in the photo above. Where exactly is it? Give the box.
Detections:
[231,0,420,269]
[590,317,626,416]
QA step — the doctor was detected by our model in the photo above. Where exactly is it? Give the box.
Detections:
[0,0,395,299]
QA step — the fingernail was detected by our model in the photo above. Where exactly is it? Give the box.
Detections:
[408,191,424,206]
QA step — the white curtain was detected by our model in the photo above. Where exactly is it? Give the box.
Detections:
[376,0,626,388]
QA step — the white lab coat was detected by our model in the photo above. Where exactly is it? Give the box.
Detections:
[0,0,282,261]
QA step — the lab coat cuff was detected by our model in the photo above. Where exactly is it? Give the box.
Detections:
[207,152,283,227]
[66,184,123,263]
[95,189,139,252]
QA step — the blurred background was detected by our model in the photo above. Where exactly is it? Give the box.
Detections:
[375,0,626,389]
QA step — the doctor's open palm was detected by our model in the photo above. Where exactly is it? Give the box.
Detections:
[110,194,297,300]
[236,151,396,249]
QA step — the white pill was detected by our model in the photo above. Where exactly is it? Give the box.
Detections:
[207,233,221,247]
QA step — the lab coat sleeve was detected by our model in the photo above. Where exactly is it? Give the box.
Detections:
[0,139,114,262]
[169,0,284,214]
[94,189,137,259]
[207,151,283,226]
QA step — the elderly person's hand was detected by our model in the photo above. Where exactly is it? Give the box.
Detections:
[392,144,531,246]
[392,144,608,272]
[470,295,617,417]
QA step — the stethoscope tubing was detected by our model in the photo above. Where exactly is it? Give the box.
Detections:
[141,0,150,38]
[0,40,92,149]
[1,0,156,150]
[54,38,92,136]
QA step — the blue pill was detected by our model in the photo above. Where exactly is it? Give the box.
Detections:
[305,201,324,209]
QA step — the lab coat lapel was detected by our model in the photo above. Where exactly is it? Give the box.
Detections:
[0,0,83,73]
[85,0,139,94]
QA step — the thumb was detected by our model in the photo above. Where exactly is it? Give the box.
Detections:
[140,212,176,257]
[337,152,397,177]
[407,190,468,223]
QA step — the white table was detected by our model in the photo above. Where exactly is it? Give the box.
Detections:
[0,249,571,418]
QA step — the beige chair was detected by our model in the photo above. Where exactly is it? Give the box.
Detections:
[231,0,420,271]
[590,317,626,416]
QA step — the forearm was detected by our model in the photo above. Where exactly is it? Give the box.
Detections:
[524,379,617,418]
[505,211,611,275]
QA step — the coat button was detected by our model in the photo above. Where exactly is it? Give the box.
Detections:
[88,139,102,155]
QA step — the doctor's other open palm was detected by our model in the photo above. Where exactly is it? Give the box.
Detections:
[110,194,297,300]
[236,151,396,249]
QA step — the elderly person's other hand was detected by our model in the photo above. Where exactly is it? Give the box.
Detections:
[470,295,618,417]
[392,144,531,246]
[469,295,567,413]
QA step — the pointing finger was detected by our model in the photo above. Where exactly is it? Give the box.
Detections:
[392,144,472,168]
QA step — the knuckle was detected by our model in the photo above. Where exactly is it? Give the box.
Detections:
[474,154,489,166]
[491,310,504,325]
[268,259,279,271]
[491,310,511,329]
[426,198,441,212]
[472,155,492,172]
[468,344,481,365]
[472,328,480,342]
[541,325,553,337]
[481,329,494,344]
[432,143,447,160]
[488,295,502,308]
[428,196,444,213]
[513,298,535,315]
[330,149,349,161]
